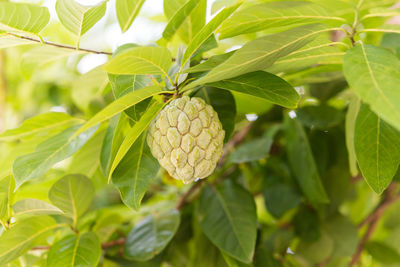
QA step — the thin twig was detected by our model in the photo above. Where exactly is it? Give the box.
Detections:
[175,179,204,210]
[218,122,254,167]
[6,33,113,55]
[350,183,400,266]
[101,238,126,249]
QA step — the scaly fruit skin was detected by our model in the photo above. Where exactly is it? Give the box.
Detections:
[147,96,225,184]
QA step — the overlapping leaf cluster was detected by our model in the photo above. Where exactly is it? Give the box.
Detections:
[1,0,400,266]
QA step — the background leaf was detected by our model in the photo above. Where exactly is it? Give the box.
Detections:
[12,199,63,218]
[284,115,329,204]
[13,125,98,188]
[354,104,400,194]
[0,112,81,142]
[48,174,95,227]
[197,181,257,263]
[0,176,14,222]
[124,209,180,261]
[47,232,101,267]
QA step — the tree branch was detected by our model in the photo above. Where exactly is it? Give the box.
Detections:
[6,33,113,56]
[350,183,400,266]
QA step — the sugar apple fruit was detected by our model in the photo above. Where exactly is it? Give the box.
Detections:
[147,96,225,184]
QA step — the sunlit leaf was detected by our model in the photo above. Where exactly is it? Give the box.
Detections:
[0,2,50,34]
[0,216,64,265]
[47,232,101,267]
[104,46,173,76]
[0,112,82,142]
[12,199,63,218]
[48,174,95,227]
[185,24,328,89]
[116,0,146,32]
[343,43,400,131]
[56,0,107,43]
[13,125,98,189]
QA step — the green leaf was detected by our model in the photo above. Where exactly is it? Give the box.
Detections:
[354,104,400,194]
[112,133,160,210]
[229,125,279,163]
[0,2,50,34]
[296,231,333,263]
[181,3,241,67]
[68,129,106,177]
[116,0,146,32]
[108,43,154,121]
[296,105,344,129]
[72,66,109,111]
[345,96,360,177]
[218,1,345,39]
[343,43,400,131]
[13,125,98,189]
[12,199,63,218]
[284,116,329,204]
[164,0,207,44]
[74,85,170,136]
[185,24,327,89]
[184,51,234,73]
[366,241,400,264]
[0,112,81,142]
[108,98,165,182]
[100,114,129,177]
[222,251,253,267]
[193,87,236,142]
[197,181,257,263]
[204,71,299,108]
[56,0,107,42]
[162,0,200,41]
[104,46,173,76]
[124,209,180,261]
[0,176,14,222]
[48,174,95,227]
[0,34,37,49]
[263,183,301,219]
[0,216,64,265]
[324,215,358,258]
[21,45,85,78]
[47,232,101,267]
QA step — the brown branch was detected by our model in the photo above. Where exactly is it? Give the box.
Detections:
[350,218,379,266]
[101,238,125,249]
[218,122,254,167]
[6,33,113,56]
[358,183,400,229]
[175,179,204,210]
[350,183,400,266]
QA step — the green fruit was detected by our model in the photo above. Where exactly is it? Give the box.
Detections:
[147,96,225,184]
